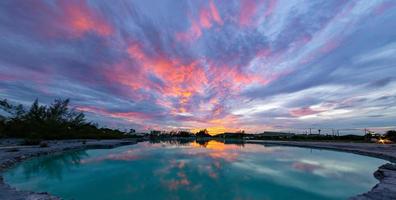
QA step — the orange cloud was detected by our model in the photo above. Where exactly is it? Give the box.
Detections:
[124,43,209,114]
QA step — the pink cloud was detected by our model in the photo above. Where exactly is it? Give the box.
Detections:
[239,0,277,26]
[320,38,341,53]
[57,0,114,38]
[264,0,277,18]
[76,106,154,122]
[176,19,202,42]
[209,0,223,25]
[176,1,223,42]
[290,107,323,117]
[373,1,396,16]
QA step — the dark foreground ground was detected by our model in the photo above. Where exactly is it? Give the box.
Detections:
[0,139,395,200]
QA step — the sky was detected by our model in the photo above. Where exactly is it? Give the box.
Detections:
[0,0,396,134]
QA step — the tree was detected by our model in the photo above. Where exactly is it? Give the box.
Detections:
[385,130,396,142]
[178,131,192,137]
[129,129,136,134]
[0,115,5,138]
[0,98,127,139]
[196,129,211,137]
[0,99,26,119]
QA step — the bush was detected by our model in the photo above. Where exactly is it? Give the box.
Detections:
[385,130,396,142]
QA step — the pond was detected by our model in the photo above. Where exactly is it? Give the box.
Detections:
[4,140,386,200]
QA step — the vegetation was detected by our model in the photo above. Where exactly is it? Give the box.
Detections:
[195,129,211,137]
[0,98,394,144]
[215,131,246,139]
[385,130,396,142]
[0,98,132,140]
[148,130,194,139]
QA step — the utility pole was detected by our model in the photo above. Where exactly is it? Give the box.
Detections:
[309,128,312,135]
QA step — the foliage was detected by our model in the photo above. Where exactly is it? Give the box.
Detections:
[0,98,131,139]
[178,131,193,137]
[0,116,5,138]
[385,130,396,142]
[196,129,211,137]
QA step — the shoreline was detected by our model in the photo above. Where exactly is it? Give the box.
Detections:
[0,139,395,200]
[0,139,139,200]
[247,140,396,200]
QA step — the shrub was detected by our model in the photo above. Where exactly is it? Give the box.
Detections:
[385,130,396,142]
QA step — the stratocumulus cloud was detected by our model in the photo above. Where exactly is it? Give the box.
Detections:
[0,0,395,134]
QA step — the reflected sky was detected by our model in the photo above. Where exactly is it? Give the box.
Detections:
[4,141,386,200]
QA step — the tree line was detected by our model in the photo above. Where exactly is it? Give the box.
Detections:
[0,98,130,139]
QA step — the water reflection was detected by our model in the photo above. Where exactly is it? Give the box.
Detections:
[4,140,386,200]
[148,138,195,146]
[10,151,88,180]
[148,138,245,148]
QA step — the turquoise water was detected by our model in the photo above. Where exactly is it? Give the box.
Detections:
[4,140,386,200]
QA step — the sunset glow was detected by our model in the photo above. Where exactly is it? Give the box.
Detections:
[1,0,395,134]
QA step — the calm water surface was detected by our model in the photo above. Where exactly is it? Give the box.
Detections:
[4,140,386,200]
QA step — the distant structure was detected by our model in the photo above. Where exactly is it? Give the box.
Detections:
[257,131,295,139]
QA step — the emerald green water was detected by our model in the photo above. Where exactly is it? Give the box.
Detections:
[4,141,385,200]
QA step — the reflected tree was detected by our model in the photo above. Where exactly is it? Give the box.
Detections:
[19,150,88,180]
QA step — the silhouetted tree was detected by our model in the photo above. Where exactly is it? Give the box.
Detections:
[0,115,5,138]
[178,131,192,137]
[129,129,136,134]
[385,130,396,142]
[196,129,211,137]
[0,98,130,139]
